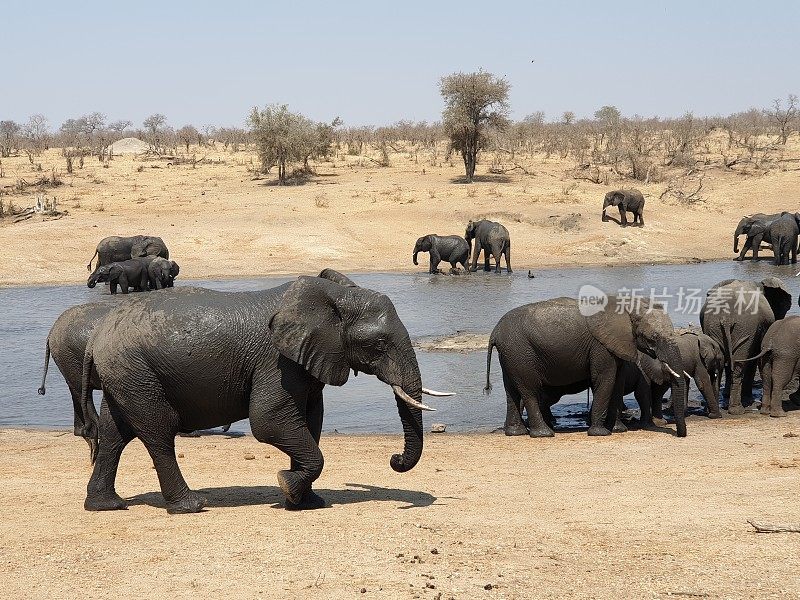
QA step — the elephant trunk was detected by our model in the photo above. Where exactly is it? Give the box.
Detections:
[734,223,745,253]
[660,338,687,437]
[413,250,419,266]
[383,346,425,473]
[87,273,98,288]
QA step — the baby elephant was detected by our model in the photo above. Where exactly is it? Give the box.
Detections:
[745,316,800,417]
[87,257,150,294]
[602,189,645,226]
[413,234,470,274]
[148,257,180,289]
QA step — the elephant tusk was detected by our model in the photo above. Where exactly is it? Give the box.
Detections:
[421,387,455,397]
[795,271,800,277]
[663,362,681,379]
[683,370,691,378]
[392,385,436,411]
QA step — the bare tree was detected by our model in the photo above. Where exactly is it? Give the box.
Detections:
[561,111,575,125]
[176,125,199,152]
[0,120,20,157]
[440,70,510,182]
[768,94,798,144]
[142,114,170,154]
[21,114,50,161]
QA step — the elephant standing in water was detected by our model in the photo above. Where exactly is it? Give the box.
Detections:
[733,213,781,261]
[701,278,791,415]
[485,296,687,438]
[79,269,448,513]
[412,234,470,274]
[465,219,512,273]
[147,257,180,289]
[602,189,645,226]
[766,212,800,265]
[87,235,169,274]
[87,258,151,294]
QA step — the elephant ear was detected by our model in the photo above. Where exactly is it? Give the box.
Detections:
[585,296,638,362]
[697,335,718,368]
[318,269,357,287]
[269,276,350,386]
[760,277,792,319]
[636,352,665,385]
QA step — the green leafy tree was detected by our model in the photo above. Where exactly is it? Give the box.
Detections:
[440,71,510,182]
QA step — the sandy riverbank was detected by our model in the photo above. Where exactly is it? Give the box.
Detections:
[1,413,798,599]
[2,141,800,287]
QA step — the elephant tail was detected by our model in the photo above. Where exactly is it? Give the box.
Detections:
[484,338,495,394]
[719,321,735,369]
[37,336,50,395]
[86,248,98,272]
[735,346,771,364]
[80,339,100,462]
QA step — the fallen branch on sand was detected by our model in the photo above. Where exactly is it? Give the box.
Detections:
[747,520,800,533]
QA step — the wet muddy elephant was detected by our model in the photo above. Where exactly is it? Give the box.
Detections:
[412,234,470,274]
[147,257,180,289]
[38,301,113,460]
[766,212,800,265]
[87,235,169,272]
[79,269,447,513]
[700,278,791,415]
[87,258,151,294]
[485,296,687,438]
[464,219,512,273]
[602,189,645,226]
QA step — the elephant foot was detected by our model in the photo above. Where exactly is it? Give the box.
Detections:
[277,469,314,506]
[469,267,478,272]
[504,423,529,436]
[285,490,327,511]
[528,425,555,438]
[759,404,770,415]
[707,411,723,420]
[652,417,668,427]
[728,404,746,416]
[84,490,128,511]
[506,268,513,274]
[587,425,611,436]
[166,491,207,514]
[733,257,743,262]
[770,408,788,418]
[612,420,628,433]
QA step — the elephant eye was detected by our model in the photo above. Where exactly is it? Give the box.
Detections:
[374,338,388,352]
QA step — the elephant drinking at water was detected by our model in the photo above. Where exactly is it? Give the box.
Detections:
[412,234,470,274]
[485,295,687,438]
[78,269,449,513]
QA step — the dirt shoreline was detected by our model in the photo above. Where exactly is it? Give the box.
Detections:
[2,415,798,599]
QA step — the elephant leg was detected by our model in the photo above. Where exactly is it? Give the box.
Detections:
[105,376,203,514]
[760,359,773,415]
[493,248,502,274]
[638,211,645,227]
[503,243,512,273]
[68,383,100,459]
[521,386,553,437]
[540,397,556,431]
[84,395,135,511]
[286,386,327,509]
[618,206,628,226]
[741,361,756,404]
[767,357,792,418]
[109,281,117,295]
[695,368,721,418]
[588,353,621,436]
[501,368,528,436]
[735,238,751,261]
[728,361,745,415]
[752,234,763,260]
[633,379,654,429]
[249,374,325,509]
[470,240,482,271]
[483,249,491,272]
[429,256,441,274]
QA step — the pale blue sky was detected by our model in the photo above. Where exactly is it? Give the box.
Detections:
[3,0,798,129]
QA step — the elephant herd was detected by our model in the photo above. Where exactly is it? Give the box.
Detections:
[413,219,512,274]
[34,208,800,515]
[734,211,800,265]
[86,235,180,293]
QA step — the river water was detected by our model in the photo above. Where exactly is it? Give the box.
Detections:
[2,260,798,434]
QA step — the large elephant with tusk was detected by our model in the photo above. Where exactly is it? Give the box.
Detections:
[78,269,451,513]
[485,295,687,438]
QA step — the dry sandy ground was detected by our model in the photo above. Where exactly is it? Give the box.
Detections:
[2,139,800,286]
[1,413,798,599]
